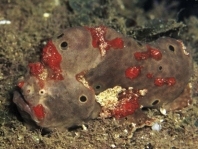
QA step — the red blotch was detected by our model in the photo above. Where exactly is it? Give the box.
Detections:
[154,77,176,86]
[17,81,24,88]
[107,38,124,49]
[134,45,162,61]
[85,26,107,48]
[85,26,124,56]
[166,77,176,86]
[113,96,139,119]
[125,66,141,80]
[147,45,162,60]
[112,89,141,118]
[29,62,44,76]
[154,78,164,86]
[146,73,153,79]
[42,40,63,80]
[38,80,45,89]
[134,51,150,60]
[28,62,45,88]
[33,104,45,120]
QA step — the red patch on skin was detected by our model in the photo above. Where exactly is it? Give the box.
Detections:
[113,98,139,118]
[42,40,63,80]
[38,80,45,89]
[134,51,149,60]
[107,38,124,49]
[147,45,162,60]
[17,81,24,88]
[134,45,162,61]
[75,71,86,81]
[146,73,153,79]
[28,62,45,88]
[29,62,44,76]
[33,104,45,120]
[112,89,140,118]
[125,66,141,80]
[154,77,176,86]
[85,26,124,56]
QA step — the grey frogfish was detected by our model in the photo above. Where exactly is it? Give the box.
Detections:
[13,26,192,130]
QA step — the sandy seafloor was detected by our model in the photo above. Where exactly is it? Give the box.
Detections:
[1,0,198,148]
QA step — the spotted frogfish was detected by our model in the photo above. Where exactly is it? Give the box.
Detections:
[13,26,192,130]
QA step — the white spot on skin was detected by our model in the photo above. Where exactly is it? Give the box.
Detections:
[95,86,126,118]
[76,72,91,89]
[95,86,125,109]
[95,27,108,56]
[38,69,48,80]
[139,89,148,96]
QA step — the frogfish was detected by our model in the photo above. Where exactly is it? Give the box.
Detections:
[13,26,192,130]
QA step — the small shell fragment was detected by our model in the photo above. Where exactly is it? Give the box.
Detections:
[160,107,167,115]
[0,20,11,25]
[151,122,162,131]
